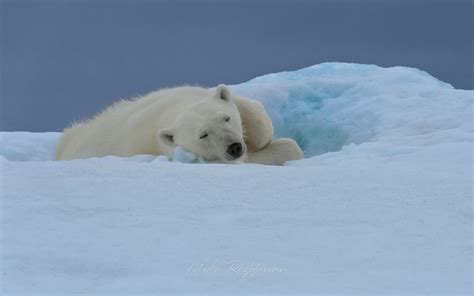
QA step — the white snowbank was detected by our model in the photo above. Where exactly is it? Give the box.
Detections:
[1,63,472,294]
[232,63,472,157]
[0,132,61,161]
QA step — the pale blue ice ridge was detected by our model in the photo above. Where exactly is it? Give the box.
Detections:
[232,63,468,157]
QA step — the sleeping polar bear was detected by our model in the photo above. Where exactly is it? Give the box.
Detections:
[56,85,303,165]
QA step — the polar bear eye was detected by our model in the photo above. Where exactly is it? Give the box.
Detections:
[225,116,230,122]
[200,133,208,139]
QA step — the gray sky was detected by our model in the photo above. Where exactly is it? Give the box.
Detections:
[1,0,473,132]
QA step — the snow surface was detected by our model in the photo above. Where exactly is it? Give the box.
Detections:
[172,146,206,164]
[1,63,473,295]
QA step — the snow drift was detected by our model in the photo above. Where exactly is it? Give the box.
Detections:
[1,63,472,294]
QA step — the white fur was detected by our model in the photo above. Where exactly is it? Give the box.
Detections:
[56,85,303,165]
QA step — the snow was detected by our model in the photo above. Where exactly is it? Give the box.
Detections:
[172,146,206,164]
[232,63,472,157]
[0,132,61,162]
[1,63,473,294]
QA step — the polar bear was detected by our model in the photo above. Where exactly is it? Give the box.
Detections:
[56,85,303,165]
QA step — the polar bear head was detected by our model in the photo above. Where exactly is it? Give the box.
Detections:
[158,85,247,163]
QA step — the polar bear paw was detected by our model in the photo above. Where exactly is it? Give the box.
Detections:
[246,138,304,165]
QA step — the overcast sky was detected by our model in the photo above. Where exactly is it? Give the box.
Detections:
[1,0,473,132]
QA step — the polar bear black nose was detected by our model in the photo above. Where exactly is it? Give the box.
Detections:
[226,142,243,158]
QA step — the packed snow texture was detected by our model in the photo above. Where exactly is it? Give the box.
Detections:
[172,146,206,164]
[1,63,472,295]
[233,63,472,156]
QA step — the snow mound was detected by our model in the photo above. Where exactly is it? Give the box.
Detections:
[232,63,473,156]
[0,132,61,161]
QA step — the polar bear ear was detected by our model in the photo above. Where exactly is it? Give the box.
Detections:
[215,84,231,102]
[158,128,175,146]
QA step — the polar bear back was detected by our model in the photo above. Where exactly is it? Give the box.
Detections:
[56,86,214,160]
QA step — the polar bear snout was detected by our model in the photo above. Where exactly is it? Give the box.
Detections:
[226,142,243,159]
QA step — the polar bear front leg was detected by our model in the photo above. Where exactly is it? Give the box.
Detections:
[245,138,303,165]
[233,97,274,152]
